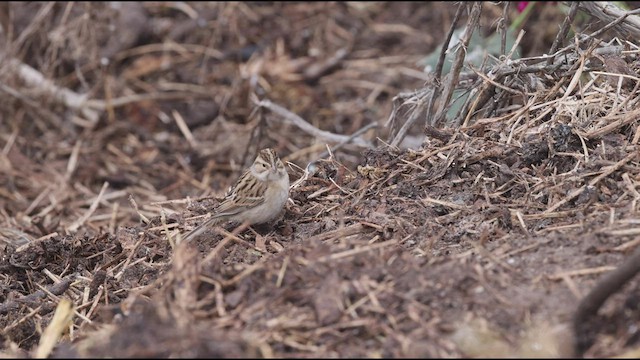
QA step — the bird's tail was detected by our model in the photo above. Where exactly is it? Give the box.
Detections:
[181,216,220,243]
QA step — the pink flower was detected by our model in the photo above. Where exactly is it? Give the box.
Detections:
[517,1,529,12]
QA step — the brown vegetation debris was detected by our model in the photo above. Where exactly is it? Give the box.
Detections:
[2,1,640,358]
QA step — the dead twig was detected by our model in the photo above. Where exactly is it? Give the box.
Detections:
[0,275,74,315]
[68,182,109,233]
[3,57,100,123]
[544,152,637,213]
[573,246,640,356]
[253,98,372,148]
[433,2,483,127]
[547,2,580,65]
[386,3,465,148]
[576,2,640,40]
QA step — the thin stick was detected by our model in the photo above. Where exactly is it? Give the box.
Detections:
[500,2,509,56]
[544,151,637,213]
[577,3,640,41]
[548,265,616,280]
[0,276,74,315]
[547,2,580,65]
[421,196,468,211]
[574,246,640,356]
[433,2,483,127]
[254,99,371,147]
[68,182,109,233]
[172,110,197,148]
[389,91,429,147]
[315,239,396,263]
[584,107,640,139]
[320,122,378,158]
[200,222,252,265]
[435,3,465,81]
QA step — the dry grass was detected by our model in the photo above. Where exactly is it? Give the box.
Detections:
[1,2,640,358]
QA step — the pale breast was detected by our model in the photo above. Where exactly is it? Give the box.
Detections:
[234,173,289,224]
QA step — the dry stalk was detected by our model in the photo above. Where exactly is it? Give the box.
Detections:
[547,2,581,65]
[386,3,466,147]
[253,98,372,148]
[573,246,640,356]
[433,1,483,127]
[0,275,75,315]
[576,2,640,39]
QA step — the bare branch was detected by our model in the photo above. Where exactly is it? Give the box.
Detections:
[433,2,483,127]
[254,99,373,148]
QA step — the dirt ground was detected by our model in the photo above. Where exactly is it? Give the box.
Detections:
[1,2,640,358]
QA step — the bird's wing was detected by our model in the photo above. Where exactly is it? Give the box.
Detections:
[182,171,268,242]
[215,170,267,216]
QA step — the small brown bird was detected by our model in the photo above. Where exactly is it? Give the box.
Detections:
[182,148,289,242]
